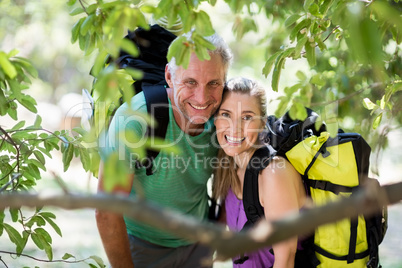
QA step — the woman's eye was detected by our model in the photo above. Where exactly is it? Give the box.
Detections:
[242,115,253,120]
[221,112,230,118]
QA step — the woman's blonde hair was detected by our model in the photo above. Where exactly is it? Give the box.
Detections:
[212,77,267,200]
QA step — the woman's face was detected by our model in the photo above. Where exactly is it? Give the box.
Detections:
[214,92,265,157]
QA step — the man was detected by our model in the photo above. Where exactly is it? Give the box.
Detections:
[96,32,232,268]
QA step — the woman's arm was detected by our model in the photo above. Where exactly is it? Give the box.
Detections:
[259,157,305,268]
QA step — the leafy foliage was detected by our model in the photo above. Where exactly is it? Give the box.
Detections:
[0,49,103,267]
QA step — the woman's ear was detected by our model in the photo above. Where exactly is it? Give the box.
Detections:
[261,117,267,130]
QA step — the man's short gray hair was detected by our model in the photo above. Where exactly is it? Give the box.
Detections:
[167,32,233,79]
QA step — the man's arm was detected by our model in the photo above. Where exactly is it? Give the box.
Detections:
[95,162,135,268]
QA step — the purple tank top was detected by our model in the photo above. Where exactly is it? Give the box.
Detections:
[225,188,275,268]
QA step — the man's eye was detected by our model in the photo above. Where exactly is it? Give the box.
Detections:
[209,81,221,87]
[186,81,196,85]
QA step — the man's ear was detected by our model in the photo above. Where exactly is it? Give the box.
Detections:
[165,64,173,88]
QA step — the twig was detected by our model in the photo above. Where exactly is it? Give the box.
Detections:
[322,25,340,43]
[0,126,20,176]
[0,250,92,264]
[0,173,22,193]
[50,171,70,194]
[310,82,383,107]
[78,0,88,14]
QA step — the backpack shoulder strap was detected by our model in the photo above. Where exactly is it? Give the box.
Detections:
[242,145,276,229]
[140,85,169,175]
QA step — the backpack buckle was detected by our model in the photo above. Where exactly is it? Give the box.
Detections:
[311,180,327,190]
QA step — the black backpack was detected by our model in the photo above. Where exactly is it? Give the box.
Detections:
[93,24,176,175]
[242,108,387,268]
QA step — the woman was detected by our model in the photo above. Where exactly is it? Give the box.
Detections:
[213,77,306,268]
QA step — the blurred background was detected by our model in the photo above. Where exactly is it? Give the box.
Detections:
[0,1,401,267]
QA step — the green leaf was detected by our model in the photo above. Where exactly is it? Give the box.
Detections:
[71,17,85,44]
[179,46,192,69]
[34,150,46,165]
[167,36,188,62]
[27,158,47,171]
[379,95,386,110]
[272,55,285,92]
[41,214,62,237]
[294,35,308,59]
[62,143,74,172]
[13,57,38,78]
[19,95,38,113]
[11,120,26,131]
[7,49,19,58]
[310,74,326,87]
[3,223,24,250]
[38,211,56,219]
[33,115,42,128]
[195,11,215,36]
[37,232,53,260]
[289,18,311,42]
[303,0,314,11]
[0,52,17,79]
[17,230,29,255]
[289,103,308,121]
[120,38,139,58]
[34,228,52,244]
[284,84,301,96]
[309,3,320,17]
[7,102,17,120]
[271,48,294,92]
[37,146,52,158]
[26,215,46,228]
[362,98,378,110]
[67,0,76,6]
[285,14,301,27]
[262,51,282,78]
[0,89,10,116]
[304,40,316,67]
[69,7,85,16]
[31,232,44,250]
[0,210,5,236]
[9,208,19,222]
[62,253,75,260]
[103,152,129,192]
[27,163,41,179]
[91,50,109,78]
[79,147,91,172]
[90,151,101,177]
[89,255,106,267]
[373,113,383,130]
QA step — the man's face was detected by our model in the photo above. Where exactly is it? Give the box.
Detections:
[166,53,226,131]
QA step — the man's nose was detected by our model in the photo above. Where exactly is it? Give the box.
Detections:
[194,86,209,104]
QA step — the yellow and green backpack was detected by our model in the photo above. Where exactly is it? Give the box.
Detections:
[242,108,387,268]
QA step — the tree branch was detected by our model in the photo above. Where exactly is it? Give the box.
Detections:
[0,180,400,260]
